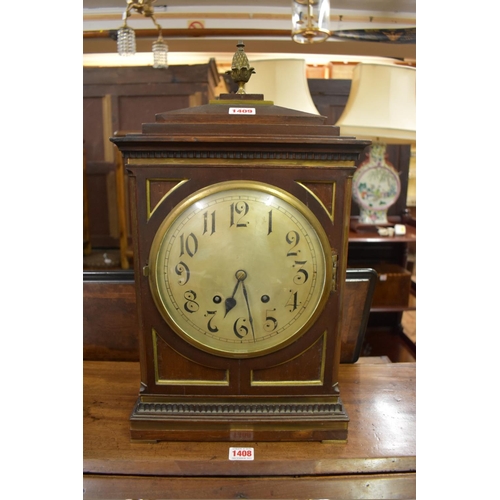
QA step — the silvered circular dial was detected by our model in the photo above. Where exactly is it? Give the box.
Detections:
[149,180,332,358]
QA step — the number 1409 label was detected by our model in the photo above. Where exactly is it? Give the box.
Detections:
[229,447,254,460]
[228,107,256,115]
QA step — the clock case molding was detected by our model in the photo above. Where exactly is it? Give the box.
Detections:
[111,93,369,442]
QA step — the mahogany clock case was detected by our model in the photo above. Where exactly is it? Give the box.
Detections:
[111,96,370,442]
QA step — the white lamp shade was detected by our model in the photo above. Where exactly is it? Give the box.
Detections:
[335,63,416,144]
[243,59,320,115]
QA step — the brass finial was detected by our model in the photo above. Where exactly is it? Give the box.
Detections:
[225,41,255,94]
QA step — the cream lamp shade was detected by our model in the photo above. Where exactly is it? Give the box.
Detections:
[335,63,416,226]
[243,59,320,115]
[335,63,416,144]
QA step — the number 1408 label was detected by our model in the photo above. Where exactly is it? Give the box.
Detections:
[229,447,254,460]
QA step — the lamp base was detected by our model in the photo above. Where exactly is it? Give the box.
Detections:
[358,207,390,225]
[350,218,393,233]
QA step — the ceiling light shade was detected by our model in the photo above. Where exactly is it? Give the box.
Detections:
[117,26,136,56]
[153,37,168,69]
[243,59,320,115]
[335,63,416,226]
[292,0,331,44]
[335,63,416,144]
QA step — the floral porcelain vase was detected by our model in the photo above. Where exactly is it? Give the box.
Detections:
[352,143,401,224]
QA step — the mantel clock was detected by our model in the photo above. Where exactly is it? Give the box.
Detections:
[111,46,369,442]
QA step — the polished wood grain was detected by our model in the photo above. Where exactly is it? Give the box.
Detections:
[83,473,416,499]
[83,361,415,499]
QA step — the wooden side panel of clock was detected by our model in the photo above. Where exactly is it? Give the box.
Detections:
[129,164,354,398]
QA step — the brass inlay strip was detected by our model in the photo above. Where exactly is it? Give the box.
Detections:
[146,178,189,220]
[209,99,274,106]
[250,331,327,387]
[342,177,353,270]
[152,329,230,386]
[296,180,336,223]
[129,157,356,167]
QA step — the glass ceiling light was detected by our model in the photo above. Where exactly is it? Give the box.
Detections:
[117,24,136,56]
[117,0,168,68]
[152,36,168,69]
[292,0,330,44]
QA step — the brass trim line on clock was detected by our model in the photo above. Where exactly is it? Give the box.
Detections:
[296,180,336,223]
[250,331,327,387]
[146,178,189,220]
[128,157,357,168]
[340,176,353,281]
[152,329,230,386]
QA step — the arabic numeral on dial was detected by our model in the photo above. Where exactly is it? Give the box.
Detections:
[293,260,308,285]
[183,290,199,313]
[175,261,190,285]
[285,291,299,312]
[286,231,300,256]
[233,317,249,339]
[203,210,216,235]
[264,309,278,332]
[230,201,249,227]
[179,233,198,258]
[205,310,219,333]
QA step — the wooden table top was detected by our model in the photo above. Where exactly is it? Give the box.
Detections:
[83,360,416,499]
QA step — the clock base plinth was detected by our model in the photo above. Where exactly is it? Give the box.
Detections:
[130,396,349,442]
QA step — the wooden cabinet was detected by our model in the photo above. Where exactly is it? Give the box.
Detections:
[83,60,222,249]
[347,226,416,360]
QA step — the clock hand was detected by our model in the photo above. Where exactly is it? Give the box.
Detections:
[224,270,247,317]
[224,280,240,317]
[241,281,256,342]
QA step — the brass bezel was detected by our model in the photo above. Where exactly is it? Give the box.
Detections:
[148,180,333,358]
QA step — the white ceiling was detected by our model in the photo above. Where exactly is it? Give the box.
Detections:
[83,1,416,14]
[83,0,416,67]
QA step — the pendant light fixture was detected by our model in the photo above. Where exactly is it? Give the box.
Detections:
[117,0,168,69]
[292,0,331,44]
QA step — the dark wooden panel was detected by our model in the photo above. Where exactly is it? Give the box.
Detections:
[83,97,105,162]
[83,62,219,86]
[117,94,193,132]
[83,272,137,361]
[308,78,352,125]
[85,169,115,248]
